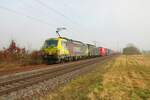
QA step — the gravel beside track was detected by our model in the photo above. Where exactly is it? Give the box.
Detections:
[0,56,115,100]
[0,64,49,76]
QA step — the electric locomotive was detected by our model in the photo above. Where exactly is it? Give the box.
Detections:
[42,37,89,63]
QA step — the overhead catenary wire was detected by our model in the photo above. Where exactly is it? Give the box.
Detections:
[34,0,83,37]
[34,0,79,26]
[18,0,58,20]
[0,5,77,39]
[18,0,81,37]
[0,6,55,27]
[18,0,70,28]
[0,1,83,40]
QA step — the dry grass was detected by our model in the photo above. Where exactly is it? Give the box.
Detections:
[100,55,150,100]
[41,55,150,100]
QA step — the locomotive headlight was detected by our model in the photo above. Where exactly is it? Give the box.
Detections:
[56,49,60,55]
[49,52,52,55]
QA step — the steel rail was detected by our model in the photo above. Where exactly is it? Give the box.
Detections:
[0,56,115,96]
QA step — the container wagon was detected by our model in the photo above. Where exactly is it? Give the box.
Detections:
[99,47,107,56]
[87,44,99,57]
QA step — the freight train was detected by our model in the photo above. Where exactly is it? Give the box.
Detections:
[42,37,115,63]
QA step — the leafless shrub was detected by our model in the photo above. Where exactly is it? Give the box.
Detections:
[0,40,44,67]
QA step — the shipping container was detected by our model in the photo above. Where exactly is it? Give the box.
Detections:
[99,47,107,56]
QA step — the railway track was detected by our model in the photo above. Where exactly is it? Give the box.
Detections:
[0,56,114,96]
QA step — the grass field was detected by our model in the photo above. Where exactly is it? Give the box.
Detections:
[42,55,150,100]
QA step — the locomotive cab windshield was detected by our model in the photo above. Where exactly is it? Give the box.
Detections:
[43,39,58,48]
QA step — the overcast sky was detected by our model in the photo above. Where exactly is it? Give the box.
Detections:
[0,0,150,51]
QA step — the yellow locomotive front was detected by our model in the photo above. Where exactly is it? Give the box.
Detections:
[42,37,69,63]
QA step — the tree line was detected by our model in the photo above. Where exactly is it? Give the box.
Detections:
[123,44,141,55]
